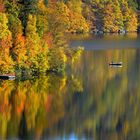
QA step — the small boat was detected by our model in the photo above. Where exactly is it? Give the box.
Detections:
[0,74,16,80]
[109,62,122,67]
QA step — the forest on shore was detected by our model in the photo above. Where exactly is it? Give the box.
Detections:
[0,0,140,75]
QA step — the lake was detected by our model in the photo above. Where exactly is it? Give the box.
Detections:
[0,34,140,140]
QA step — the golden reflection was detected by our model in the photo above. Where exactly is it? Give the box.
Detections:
[0,49,140,140]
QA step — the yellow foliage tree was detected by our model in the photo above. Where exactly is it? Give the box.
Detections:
[25,14,49,74]
[0,13,14,73]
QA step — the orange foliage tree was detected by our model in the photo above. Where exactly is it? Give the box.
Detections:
[8,16,27,70]
[0,0,5,12]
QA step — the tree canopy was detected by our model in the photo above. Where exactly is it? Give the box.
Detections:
[0,0,140,74]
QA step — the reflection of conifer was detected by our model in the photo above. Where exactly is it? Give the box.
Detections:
[19,111,28,140]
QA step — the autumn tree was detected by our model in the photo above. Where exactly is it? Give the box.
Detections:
[9,16,26,71]
[47,2,69,47]
[5,0,19,17]
[36,0,50,38]
[0,0,5,12]
[25,14,48,74]
[103,2,116,32]
[18,0,38,33]
[120,0,138,32]
[0,13,14,73]
[113,0,124,31]
[91,0,105,32]
[66,0,89,33]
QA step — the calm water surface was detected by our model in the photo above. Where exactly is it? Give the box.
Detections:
[0,34,140,140]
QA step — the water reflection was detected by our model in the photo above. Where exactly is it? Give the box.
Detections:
[70,33,140,50]
[69,48,140,140]
[0,74,83,140]
[0,37,140,140]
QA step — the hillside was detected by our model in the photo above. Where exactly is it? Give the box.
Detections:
[0,0,139,75]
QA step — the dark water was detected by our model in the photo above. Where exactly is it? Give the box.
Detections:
[1,34,140,140]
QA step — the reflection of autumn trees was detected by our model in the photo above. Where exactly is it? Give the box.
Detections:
[0,73,83,139]
[1,49,140,139]
[7,82,26,138]
[61,49,140,140]
[0,81,14,139]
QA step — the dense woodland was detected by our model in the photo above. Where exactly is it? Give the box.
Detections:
[0,0,140,75]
